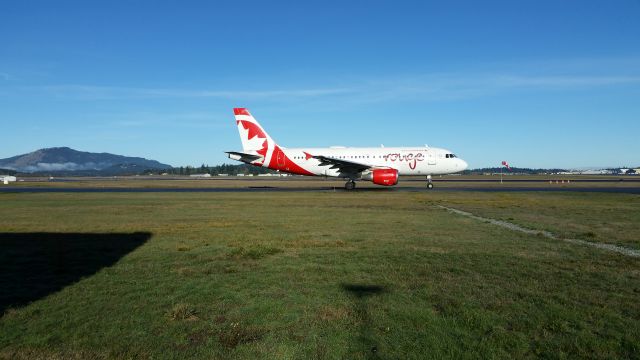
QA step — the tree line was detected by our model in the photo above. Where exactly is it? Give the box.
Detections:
[0,168,17,175]
[150,163,277,176]
[462,167,569,175]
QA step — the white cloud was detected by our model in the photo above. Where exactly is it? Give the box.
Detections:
[492,74,640,87]
[23,162,109,172]
[81,111,228,129]
[32,85,352,100]
[15,59,640,104]
[342,73,640,103]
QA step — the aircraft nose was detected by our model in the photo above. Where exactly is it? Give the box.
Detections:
[459,159,468,170]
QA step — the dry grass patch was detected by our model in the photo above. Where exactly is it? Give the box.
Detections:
[217,322,265,349]
[168,303,198,321]
[317,305,351,322]
[176,244,191,252]
[228,245,282,260]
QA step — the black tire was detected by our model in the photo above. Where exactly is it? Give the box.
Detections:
[345,181,356,190]
[427,182,434,190]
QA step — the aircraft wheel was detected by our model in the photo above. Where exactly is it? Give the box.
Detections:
[345,181,356,191]
[427,182,434,190]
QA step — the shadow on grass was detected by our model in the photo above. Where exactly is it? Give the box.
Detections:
[0,232,151,315]
[342,284,387,359]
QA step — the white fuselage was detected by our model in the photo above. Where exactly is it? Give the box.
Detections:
[277,146,467,178]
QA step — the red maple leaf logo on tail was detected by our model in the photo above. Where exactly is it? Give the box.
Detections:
[239,120,266,140]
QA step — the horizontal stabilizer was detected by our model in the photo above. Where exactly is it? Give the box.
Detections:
[225,151,261,163]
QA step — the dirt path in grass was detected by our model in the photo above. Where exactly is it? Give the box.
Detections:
[438,205,640,258]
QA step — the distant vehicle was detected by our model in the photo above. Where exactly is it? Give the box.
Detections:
[226,108,467,190]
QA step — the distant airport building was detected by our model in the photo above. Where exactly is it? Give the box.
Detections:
[579,169,612,175]
[190,173,212,178]
[1,175,17,184]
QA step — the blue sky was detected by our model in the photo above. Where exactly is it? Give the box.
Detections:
[1,0,639,168]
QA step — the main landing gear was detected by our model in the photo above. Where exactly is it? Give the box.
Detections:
[426,175,434,190]
[345,180,356,191]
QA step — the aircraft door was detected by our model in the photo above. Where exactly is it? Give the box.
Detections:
[428,150,436,165]
[276,148,286,169]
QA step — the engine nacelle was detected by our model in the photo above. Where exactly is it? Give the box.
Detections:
[362,168,399,186]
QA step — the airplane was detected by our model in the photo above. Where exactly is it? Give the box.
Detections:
[226,108,468,190]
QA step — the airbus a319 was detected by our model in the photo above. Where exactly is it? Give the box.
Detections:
[226,108,468,190]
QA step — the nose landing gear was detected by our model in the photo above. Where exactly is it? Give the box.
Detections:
[426,175,434,190]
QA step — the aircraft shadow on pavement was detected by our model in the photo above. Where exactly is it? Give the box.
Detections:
[342,283,388,359]
[330,187,396,192]
[0,232,151,315]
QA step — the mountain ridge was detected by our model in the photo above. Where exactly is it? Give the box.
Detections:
[0,147,172,174]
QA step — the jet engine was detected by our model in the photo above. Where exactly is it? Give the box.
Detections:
[362,168,399,186]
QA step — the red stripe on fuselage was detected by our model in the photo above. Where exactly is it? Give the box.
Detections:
[268,146,314,176]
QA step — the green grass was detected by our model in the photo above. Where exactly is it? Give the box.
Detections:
[429,191,640,250]
[0,191,639,359]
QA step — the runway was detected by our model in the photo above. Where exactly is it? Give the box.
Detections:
[2,186,639,194]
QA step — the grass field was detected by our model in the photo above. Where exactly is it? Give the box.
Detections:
[1,189,639,359]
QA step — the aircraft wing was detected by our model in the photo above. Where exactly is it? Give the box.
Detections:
[312,155,371,175]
